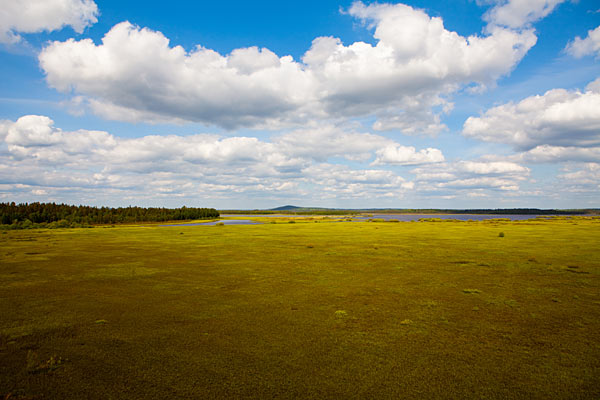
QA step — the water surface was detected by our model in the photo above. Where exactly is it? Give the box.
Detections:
[355,214,552,222]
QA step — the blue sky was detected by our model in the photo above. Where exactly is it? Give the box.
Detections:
[1,0,599,209]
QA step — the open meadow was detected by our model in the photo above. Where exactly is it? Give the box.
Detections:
[1,217,599,399]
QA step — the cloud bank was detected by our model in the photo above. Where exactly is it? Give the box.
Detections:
[0,115,538,205]
[0,115,434,204]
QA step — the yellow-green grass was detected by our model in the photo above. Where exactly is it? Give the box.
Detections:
[1,218,599,399]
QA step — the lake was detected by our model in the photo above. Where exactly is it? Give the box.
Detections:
[355,214,553,222]
[223,213,559,222]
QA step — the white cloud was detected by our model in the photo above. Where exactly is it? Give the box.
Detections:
[275,125,394,162]
[436,177,520,191]
[521,145,600,163]
[227,46,281,75]
[566,25,600,58]
[0,0,98,44]
[303,163,413,199]
[5,115,62,146]
[411,159,530,193]
[483,0,566,30]
[39,2,537,133]
[39,22,313,129]
[463,82,600,150]
[3,115,116,164]
[458,160,529,174]
[587,77,600,93]
[372,144,444,166]
[0,120,12,141]
[558,163,600,193]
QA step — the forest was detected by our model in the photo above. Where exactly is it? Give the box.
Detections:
[0,202,219,229]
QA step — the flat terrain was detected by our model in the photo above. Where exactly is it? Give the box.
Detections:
[1,217,599,399]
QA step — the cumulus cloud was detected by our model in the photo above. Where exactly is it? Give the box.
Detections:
[38,2,537,132]
[275,125,394,162]
[0,0,98,44]
[1,115,429,204]
[565,25,600,58]
[372,144,444,166]
[463,81,600,150]
[458,160,529,174]
[555,163,600,199]
[39,22,312,129]
[411,160,530,192]
[303,164,414,199]
[521,145,600,163]
[559,163,600,186]
[483,0,566,29]
[5,115,63,146]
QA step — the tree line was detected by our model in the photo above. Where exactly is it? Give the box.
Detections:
[359,208,590,215]
[222,208,593,215]
[0,202,219,229]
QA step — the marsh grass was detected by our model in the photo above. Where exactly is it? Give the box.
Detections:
[0,218,599,398]
[26,352,64,374]
[420,300,438,308]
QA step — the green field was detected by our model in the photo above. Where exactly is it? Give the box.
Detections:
[1,217,599,399]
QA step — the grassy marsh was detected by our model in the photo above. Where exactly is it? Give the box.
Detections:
[1,218,599,398]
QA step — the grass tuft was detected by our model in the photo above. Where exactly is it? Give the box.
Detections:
[26,351,65,374]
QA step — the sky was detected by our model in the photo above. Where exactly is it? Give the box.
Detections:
[0,0,599,209]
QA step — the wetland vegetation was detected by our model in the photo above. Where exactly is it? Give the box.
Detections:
[1,216,599,398]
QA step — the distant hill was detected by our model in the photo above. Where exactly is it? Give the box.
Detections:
[269,205,302,211]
